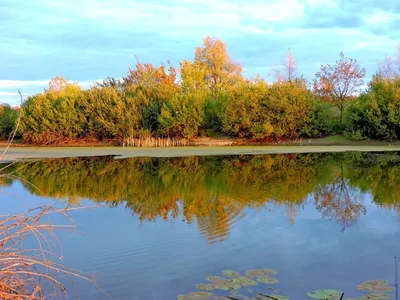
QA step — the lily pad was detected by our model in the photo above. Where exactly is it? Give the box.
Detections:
[214,283,241,290]
[222,270,241,278]
[257,276,279,284]
[233,277,258,287]
[196,284,216,291]
[356,280,394,293]
[206,276,228,284]
[177,291,213,299]
[245,269,277,278]
[307,289,343,299]
[346,293,391,300]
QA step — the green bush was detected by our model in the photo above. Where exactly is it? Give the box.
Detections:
[158,92,205,139]
[301,101,333,138]
[345,77,400,141]
[0,104,18,140]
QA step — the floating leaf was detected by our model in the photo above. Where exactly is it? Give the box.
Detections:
[307,289,343,299]
[177,291,213,299]
[346,293,391,300]
[257,276,279,284]
[233,277,258,287]
[222,270,241,278]
[356,280,394,293]
[245,269,277,278]
[196,284,216,291]
[214,283,241,291]
[206,276,228,284]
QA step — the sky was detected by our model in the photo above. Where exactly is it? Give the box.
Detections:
[1,0,399,105]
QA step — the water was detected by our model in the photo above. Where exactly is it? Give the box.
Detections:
[1,152,400,299]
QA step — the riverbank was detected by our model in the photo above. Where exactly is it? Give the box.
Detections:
[2,135,400,148]
[1,144,400,162]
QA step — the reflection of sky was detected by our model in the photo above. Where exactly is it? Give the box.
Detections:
[1,180,400,299]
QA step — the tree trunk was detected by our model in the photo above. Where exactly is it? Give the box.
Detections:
[340,101,344,124]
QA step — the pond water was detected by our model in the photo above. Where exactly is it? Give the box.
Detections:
[1,152,400,299]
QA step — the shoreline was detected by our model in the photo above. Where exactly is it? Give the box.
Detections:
[1,144,400,162]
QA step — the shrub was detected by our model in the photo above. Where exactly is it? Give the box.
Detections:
[301,101,333,138]
[0,104,18,140]
[158,92,205,139]
[345,77,400,141]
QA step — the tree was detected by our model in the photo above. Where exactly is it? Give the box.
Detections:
[47,76,68,93]
[96,77,123,90]
[123,57,180,132]
[274,48,298,82]
[314,52,366,122]
[193,36,243,97]
[376,44,400,80]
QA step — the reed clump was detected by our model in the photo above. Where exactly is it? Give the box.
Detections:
[122,136,189,147]
[0,205,96,299]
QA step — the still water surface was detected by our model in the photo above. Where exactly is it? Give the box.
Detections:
[1,152,400,299]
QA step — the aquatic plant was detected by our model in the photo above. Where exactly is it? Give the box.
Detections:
[346,293,391,300]
[307,289,343,299]
[245,269,277,278]
[195,284,219,291]
[177,291,213,299]
[356,280,394,293]
[206,276,228,284]
[243,269,279,285]
[257,276,279,284]
[232,277,258,287]
[222,270,241,278]
[196,282,241,291]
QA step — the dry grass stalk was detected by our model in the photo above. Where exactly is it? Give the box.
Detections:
[122,136,188,147]
[0,205,99,299]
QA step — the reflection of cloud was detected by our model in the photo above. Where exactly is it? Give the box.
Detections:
[1,0,399,103]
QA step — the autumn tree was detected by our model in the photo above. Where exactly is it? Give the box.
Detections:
[274,48,298,82]
[193,36,243,98]
[47,76,68,93]
[314,52,366,122]
[123,57,179,132]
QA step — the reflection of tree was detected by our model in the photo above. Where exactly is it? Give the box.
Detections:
[3,152,400,243]
[314,162,366,231]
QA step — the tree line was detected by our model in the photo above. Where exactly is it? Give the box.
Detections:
[1,37,400,144]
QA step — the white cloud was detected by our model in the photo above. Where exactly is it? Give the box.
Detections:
[0,80,49,89]
[366,9,398,25]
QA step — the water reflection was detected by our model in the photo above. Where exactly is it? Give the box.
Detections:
[3,152,400,243]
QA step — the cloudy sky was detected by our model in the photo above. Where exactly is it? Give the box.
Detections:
[1,0,399,105]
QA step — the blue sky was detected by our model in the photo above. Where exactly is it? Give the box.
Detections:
[1,0,399,105]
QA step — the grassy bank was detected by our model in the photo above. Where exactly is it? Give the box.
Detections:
[2,143,400,162]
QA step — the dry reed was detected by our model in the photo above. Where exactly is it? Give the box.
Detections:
[122,136,188,147]
[0,205,100,299]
